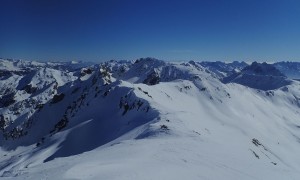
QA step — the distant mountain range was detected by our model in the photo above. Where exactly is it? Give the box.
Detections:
[1,58,300,179]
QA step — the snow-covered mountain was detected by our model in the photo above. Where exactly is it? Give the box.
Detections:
[274,61,300,80]
[199,60,248,78]
[223,62,292,90]
[1,58,300,179]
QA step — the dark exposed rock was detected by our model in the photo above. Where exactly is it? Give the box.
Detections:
[252,138,262,146]
[143,72,160,85]
[122,103,130,115]
[0,70,13,79]
[54,118,68,132]
[250,149,260,159]
[22,84,37,94]
[80,68,92,76]
[0,115,5,130]
[0,93,16,108]
[3,126,27,140]
[35,103,44,110]
[51,93,65,104]
[160,124,169,130]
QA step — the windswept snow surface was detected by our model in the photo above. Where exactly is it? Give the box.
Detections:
[1,58,300,179]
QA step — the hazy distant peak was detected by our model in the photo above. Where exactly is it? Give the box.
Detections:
[242,62,285,77]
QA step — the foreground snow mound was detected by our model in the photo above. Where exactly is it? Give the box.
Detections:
[1,58,300,179]
[223,62,292,90]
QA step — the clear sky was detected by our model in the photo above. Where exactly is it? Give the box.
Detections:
[1,0,300,62]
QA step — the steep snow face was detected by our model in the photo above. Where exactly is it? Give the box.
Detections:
[223,62,292,90]
[1,58,300,179]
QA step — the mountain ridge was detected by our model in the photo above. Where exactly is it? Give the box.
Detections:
[1,58,300,179]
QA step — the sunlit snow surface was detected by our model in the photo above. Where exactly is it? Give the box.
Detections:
[1,58,300,179]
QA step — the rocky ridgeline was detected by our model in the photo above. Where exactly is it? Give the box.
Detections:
[0,58,297,144]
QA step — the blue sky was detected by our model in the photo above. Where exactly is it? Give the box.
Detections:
[1,0,300,62]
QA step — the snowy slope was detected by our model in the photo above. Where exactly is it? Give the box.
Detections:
[1,58,300,179]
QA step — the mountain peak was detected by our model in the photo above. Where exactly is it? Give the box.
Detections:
[242,62,285,77]
[223,62,291,90]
